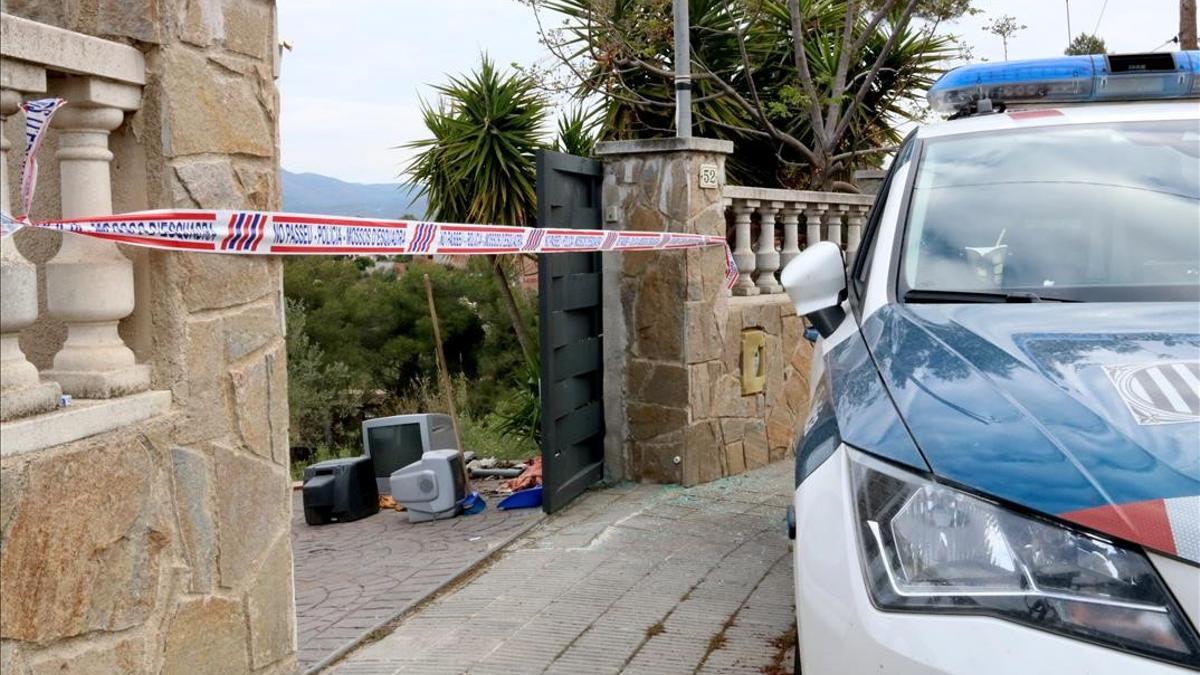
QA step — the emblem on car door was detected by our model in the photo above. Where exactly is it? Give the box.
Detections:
[1103,361,1200,426]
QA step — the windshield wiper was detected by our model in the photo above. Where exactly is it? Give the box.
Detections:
[904,289,1080,304]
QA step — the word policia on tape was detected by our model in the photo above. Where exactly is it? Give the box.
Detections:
[1,98,738,289]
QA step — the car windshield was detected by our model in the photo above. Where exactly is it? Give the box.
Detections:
[901,119,1200,302]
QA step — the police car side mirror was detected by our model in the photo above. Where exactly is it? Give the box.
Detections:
[781,241,846,339]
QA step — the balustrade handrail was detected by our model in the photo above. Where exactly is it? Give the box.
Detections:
[0,13,145,86]
[723,184,875,208]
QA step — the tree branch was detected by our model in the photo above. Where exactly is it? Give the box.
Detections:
[825,0,860,137]
[830,0,921,149]
[847,0,902,61]
[692,60,821,165]
[695,111,773,138]
[829,145,899,162]
[827,0,904,145]
[786,0,827,145]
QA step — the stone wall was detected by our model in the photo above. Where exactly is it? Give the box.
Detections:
[1,1,294,673]
[598,138,813,486]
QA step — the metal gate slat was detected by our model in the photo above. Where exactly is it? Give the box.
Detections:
[547,313,598,349]
[553,273,601,311]
[549,377,596,414]
[554,400,604,447]
[550,337,602,380]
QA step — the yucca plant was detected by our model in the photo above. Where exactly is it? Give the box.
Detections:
[492,360,542,443]
[554,105,600,157]
[407,56,547,225]
[405,56,549,364]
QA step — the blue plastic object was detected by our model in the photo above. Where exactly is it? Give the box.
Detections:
[927,51,1200,113]
[461,490,486,516]
[497,486,543,510]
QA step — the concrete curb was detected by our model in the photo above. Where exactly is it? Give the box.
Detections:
[303,511,547,674]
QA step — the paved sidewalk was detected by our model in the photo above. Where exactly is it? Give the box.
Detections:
[292,492,544,672]
[327,461,796,675]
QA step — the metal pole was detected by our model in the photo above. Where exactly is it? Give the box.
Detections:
[674,0,692,138]
[1065,0,1072,45]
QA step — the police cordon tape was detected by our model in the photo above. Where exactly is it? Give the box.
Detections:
[0,97,737,288]
[1,208,738,287]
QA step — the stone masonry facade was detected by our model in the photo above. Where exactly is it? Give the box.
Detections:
[1,1,294,673]
[598,138,813,486]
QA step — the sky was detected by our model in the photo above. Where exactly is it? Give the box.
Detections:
[278,0,1187,184]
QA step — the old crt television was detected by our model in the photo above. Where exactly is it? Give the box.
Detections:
[390,450,467,523]
[361,413,457,494]
[301,456,379,525]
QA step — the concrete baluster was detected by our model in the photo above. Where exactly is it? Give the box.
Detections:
[824,204,847,250]
[846,204,869,266]
[43,85,149,398]
[803,203,827,250]
[731,199,759,296]
[754,201,783,293]
[0,89,62,420]
[779,204,803,271]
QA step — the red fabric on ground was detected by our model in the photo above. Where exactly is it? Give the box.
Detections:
[504,456,542,492]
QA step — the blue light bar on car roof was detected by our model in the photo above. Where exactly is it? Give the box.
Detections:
[927,51,1200,114]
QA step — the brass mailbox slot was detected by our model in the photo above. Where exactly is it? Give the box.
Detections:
[741,329,766,395]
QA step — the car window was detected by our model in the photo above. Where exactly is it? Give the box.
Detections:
[899,119,1200,302]
[852,134,916,297]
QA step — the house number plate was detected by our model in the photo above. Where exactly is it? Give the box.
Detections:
[699,164,718,189]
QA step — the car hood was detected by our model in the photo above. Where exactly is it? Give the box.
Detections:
[860,302,1200,563]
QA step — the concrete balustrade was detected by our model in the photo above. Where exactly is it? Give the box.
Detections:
[0,14,149,419]
[0,88,61,421]
[724,185,875,294]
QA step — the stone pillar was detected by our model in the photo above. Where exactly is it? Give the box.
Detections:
[779,204,803,273]
[1,88,61,420]
[803,203,827,249]
[730,198,759,296]
[754,201,783,294]
[597,137,734,485]
[43,79,149,398]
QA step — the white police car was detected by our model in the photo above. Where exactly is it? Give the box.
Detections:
[784,52,1200,673]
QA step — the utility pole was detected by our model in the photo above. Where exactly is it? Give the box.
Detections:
[673,0,692,138]
[1065,0,1072,46]
[1182,0,1198,50]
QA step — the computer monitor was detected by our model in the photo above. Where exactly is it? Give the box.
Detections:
[361,413,457,494]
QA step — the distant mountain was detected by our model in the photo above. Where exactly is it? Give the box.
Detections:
[281,169,428,219]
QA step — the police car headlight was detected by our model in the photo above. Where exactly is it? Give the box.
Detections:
[849,450,1200,668]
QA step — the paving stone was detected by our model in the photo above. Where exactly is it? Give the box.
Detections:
[326,461,796,674]
[292,493,543,670]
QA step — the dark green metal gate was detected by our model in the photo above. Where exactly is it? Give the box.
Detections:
[536,149,605,514]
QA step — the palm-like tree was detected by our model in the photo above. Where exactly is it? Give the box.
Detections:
[407,56,546,225]
[405,56,548,363]
[535,0,957,189]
